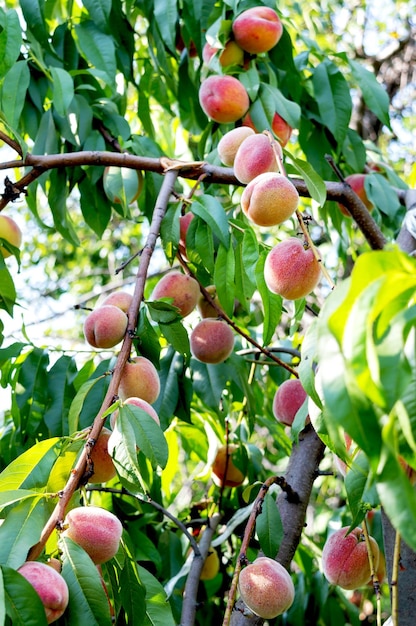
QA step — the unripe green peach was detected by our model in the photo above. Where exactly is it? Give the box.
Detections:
[234,134,279,184]
[232,7,283,54]
[272,378,310,426]
[238,557,295,619]
[338,173,374,217]
[18,561,69,624]
[200,548,220,580]
[217,127,255,167]
[199,75,250,124]
[241,173,298,227]
[264,237,321,300]
[99,291,133,313]
[190,319,234,364]
[83,304,128,349]
[243,112,292,147]
[63,505,123,564]
[322,526,380,590]
[119,356,160,403]
[0,214,22,258]
[87,427,117,483]
[110,396,160,430]
[212,444,245,487]
[151,270,200,318]
[197,285,221,318]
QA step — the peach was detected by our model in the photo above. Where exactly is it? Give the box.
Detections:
[179,212,194,246]
[212,444,245,487]
[0,214,22,258]
[217,127,255,167]
[110,396,160,430]
[272,378,310,426]
[18,561,69,624]
[338,173,373,216]
[103,166,143,205]
[241,172,299,227]
[118,355,160,403]
[87,427,117,483]
[232,7,283,54]
[151,270,200,318]
[264,237,321,300]
[190,318,234,364]
[233,134,279,184]
[199,75,250,124]
[238,557,295,619]
[197,285,221,318]
[243,112,292,147]
[83,304,128,349]
[100,290,133,313]
[203,41,245,67]
[200,548,220,580]
[322,526,380,590]
[63,505,123,564]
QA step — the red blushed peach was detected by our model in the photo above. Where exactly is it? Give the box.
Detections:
[100,291,133,313]
[83,305,128,349]
[119,356,160,403]
[18,561,69,624]
[203,41,245,67]
[238,557,295,619]
[217,127,255,167]
[243,112,292,147]
[212,444,245,487]
[0,214,22,258]
[151,270,200,318]
[272,378,310,426]
[233,134,279,184]
[232,7,283,54]
[199,75,250,124]
[338,173,374,217]
[190,318,234,364]
[264,237,321,300]
[241,172,299,227]
[63,505,123,564]
[110,396,160,429]
[197,285,221,318]
[322,526,380,590]
[87,427,117,484]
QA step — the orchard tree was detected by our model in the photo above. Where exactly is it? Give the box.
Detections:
[0,1,415,625]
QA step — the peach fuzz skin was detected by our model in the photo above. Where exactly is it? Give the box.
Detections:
[151,270,200,318]
[212,444,245,487]
[87,427,117,483]
[202,41,245,67]
[243,111,292,147]
[273,378,310,426]
[18,561,69,624]
[238,557,295,619]
[233,133,279,184]
[63,505,123,564]
[199,75,250,124]
[83,304,128,349]
[322,526,379,590]
[118,356,160,403]
[264,237,321,300]
[232,7,283,54]
[100,290,133,313]
[217,127,255,167]
[0,214,22,258]
[190,318,234,364]
[241,172,299,227]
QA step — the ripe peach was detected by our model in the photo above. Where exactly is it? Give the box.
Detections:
[272,378,310,426]
[243,112,292,147]
[197,285,221,318]
[264,237,321,300]
[103,166,143,205]
[199,75,250,124]
[232,7,283,54]
[238,557,295,619]
[322,526,380,590]
[63,505,123,564]
[212,444,245,487]
[83,304,128,349]
[233,134,279,184]
[87,427,117,483]
[18,561,69,624]
[190,318,234,364]
[338,173,373,216]
[110,396,160,430]
[151,270,200,318]
[118,355,160,403]
[179,211,194,248]
[241,172,299,227]
[217,127,255,167]
[100,291,133,313]
[0,214,22,258]
[203,41,245,67]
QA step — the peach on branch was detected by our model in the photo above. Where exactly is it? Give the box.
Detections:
[151,270,200,318]
[243,112,292,147]
[241,172,299,227]
[110,396,160,429]
[100,290,133,313]
[211,444,245,487]
[232,7,283,54]
[18,561,69,624]
[200,548,220,580]
[118,355,160,403]
[338,173,373,216]
[217,127,255,167]
[83,304,128,349]
[322,526,380,590]
[0,214,22,258]
[264,237,321,300]
[190,318,234,364]
[238,557,295,619]
[233,133,279,184]
[197,285,221,318]
[63,505,123,564]
[199,75,250,124]
[87,426,117,483]
[272,378,310,426]
[202,41,245,67]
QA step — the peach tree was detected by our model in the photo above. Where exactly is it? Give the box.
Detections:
[0,1,415,625]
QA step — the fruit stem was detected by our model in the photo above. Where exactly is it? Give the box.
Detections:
[362,518,382,626]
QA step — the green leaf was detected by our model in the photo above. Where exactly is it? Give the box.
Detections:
[285,154,327,206]
[74,21,116,86]
[1,61,30,130]
[0,266,16,316]
[256,491,283,558]
[43,355,78,436]
[191,195,230,249]
[119,405,168,469]
[0,489,42,511]
[262,84,301,129]
[0,8,22,77]
[365,173,401,218]
[48,169,80,246]
[138,565,176,626]
[159,320,190,357]
[2,565,48,626]
[214,243,235,317]
[118,544,147,625]
[61,537,112,626]
[0,438,59,490]
[50,67,74,117]
[19,0,49,47]
[349,60,391,130]
[255,251,282,346]
[82,0,112,31]
[68,375,106,435]
[312,61,352,146]
[153,0,178,54]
